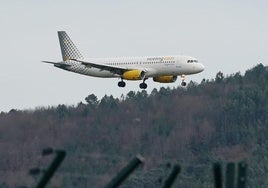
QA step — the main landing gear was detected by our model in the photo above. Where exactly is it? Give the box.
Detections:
[139,82,147,89]
[139,78,148,89]
[118,79,148,89]
[181,75,187,86]
[118,80,126,87]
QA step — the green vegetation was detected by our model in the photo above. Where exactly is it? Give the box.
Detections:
[1,64,268,187]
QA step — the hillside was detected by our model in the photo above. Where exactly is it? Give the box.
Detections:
[1,64,268,187]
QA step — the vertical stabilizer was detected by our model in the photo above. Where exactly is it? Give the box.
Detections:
[58,31,83,61]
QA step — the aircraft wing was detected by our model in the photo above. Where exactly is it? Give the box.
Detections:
[71,58,128,75]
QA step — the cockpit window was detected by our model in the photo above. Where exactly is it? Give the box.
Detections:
[187,60,198,63]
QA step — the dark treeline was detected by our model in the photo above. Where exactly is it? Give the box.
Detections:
[1,64,268,187]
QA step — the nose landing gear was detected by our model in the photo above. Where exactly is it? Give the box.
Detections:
[181,75,187,86]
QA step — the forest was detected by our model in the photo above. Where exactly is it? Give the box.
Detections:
[0,64,268,187]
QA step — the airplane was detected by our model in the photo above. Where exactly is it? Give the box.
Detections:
[43,31,204,89]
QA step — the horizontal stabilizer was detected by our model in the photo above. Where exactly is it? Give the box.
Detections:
[42,61,58,64]
[42,61,71,68]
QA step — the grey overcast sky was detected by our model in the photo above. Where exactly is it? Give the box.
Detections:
[0,0,267,112]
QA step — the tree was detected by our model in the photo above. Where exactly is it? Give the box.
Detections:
[85,94,99,107]
[56,104,69,119]
[0,183,8,188]
[151,88,158,96]
[215,71,224,83]
[99,95,118,109]
[126,91,136,99]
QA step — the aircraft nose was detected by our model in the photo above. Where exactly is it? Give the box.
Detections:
[199,63,205,72]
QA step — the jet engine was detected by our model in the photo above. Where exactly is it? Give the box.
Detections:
[153,75,177,83]
[122,70,145,80]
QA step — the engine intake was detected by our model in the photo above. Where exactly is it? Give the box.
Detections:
[122,70,145,80]
[153,75,177,83]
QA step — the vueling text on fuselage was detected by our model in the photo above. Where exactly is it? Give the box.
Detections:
[146,56,175,62]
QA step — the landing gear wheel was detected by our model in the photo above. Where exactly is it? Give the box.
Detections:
[181,81,187,87]
[139,83,147,89]
[118,81,126,87]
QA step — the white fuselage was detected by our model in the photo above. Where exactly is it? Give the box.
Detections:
[44,31,205,88]
[61,55,204,79]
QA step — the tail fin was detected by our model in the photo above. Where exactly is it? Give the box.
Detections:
[58,31,83,61]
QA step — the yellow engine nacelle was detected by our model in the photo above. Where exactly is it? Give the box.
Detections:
[122,70,145,80]
[153,75,177,83]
